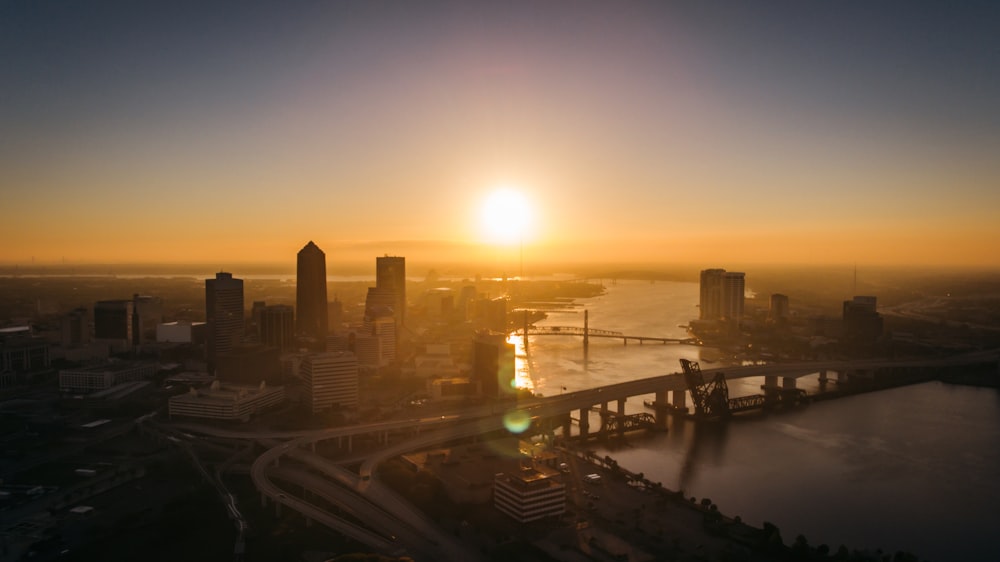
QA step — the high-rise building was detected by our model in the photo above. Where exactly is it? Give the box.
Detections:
[206,272,244,372]
[376,255,406,327]
[299,351,359,413]
[769,293,790,323]
[132,294,163,345]
[699,268,745,325]
[297,241,328,343]
[94,299,134,351]
[699,269,725,321]
[721,272,746,324]
[61,307,90,347]
[260,305,295,351]
[843,296,883,344]
[473,331,516,399]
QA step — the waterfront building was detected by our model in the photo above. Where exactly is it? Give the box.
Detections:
[721,271,746,324]
[376,255,406,327]
[472,331,516,399]
[699,269,725,321]
[206,272,244,372]
[168,380,285,422]
[473,296,508,332]
[299,351,359,413]
[699,268,745,326]
[296,241,328,343]
[494,465,566,523]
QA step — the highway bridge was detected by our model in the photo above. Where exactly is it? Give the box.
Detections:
[167,349,999,561]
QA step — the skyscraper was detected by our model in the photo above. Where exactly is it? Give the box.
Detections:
[297,241,328,343]
[375,255,406,327]
[473,331,516,399]
[206,272,244,372]
[721,271,746,324]
[699,269,725,321]
[699,268,745,326]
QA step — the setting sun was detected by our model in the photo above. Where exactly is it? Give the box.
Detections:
[479,187,535,245]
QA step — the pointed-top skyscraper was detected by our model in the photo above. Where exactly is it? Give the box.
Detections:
[297,241,328,343]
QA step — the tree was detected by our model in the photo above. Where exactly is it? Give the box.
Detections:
[792,534,810,559]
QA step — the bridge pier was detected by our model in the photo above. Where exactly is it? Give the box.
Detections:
[617,398,627,416]
[579,407,591,439]
[764,375,779,389]
[672,389,686,410]
[583,310,589,351]
[562,417,572,440]
[818,369,828,382]
[782,377,797,389]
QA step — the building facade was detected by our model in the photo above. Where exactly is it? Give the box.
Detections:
[94,299,134,349]
[299,351,359,413]
[206,272,244,372]
[168,381,285,421]
[473,332,516,399]
[59,361,157,393]
[376,255,406,327]
[494,466,566,523]
[699,268,745,326]
[260,304,295,351]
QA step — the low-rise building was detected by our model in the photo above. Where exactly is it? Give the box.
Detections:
[494,465,566,523]
[168,380,285,422]
[58,361,158,393]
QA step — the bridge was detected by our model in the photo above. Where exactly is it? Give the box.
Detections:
[164,349,999,560]
[514,309,698,348]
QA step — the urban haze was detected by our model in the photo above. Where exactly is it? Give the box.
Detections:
[2,2,999,562]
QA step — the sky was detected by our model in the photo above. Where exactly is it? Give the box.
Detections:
[2,0,999,271]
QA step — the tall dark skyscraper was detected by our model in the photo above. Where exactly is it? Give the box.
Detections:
[375,255,405,327]
[297,241,328,342]
[206,272,244,372]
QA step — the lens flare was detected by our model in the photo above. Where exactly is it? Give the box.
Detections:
[502,409,532,434]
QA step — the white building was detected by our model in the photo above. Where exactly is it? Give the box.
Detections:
[300,352,359,413]
[494,466,566,523]
[59,361,158,393]
[168,381,285,421]
[157,321,206,343]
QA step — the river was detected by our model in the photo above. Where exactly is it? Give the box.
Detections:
[512,280,1000,561]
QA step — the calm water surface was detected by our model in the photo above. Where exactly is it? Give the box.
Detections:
[515,281,1000,561]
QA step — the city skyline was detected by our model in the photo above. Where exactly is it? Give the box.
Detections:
[2,1,999,269]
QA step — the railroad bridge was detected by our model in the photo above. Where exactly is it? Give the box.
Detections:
[514,310,698,349]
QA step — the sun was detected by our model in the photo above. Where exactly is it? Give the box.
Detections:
[480,187,534,245]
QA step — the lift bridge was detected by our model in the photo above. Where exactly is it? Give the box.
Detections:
[679,359,804,418]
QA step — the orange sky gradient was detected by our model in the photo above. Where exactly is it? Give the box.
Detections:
[2,2,999,271]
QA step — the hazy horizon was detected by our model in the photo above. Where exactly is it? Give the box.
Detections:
[3,1,999,268]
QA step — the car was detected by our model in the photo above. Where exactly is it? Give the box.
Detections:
[558,462,570,473]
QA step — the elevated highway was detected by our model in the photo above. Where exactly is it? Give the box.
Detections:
[174,349,999,560]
